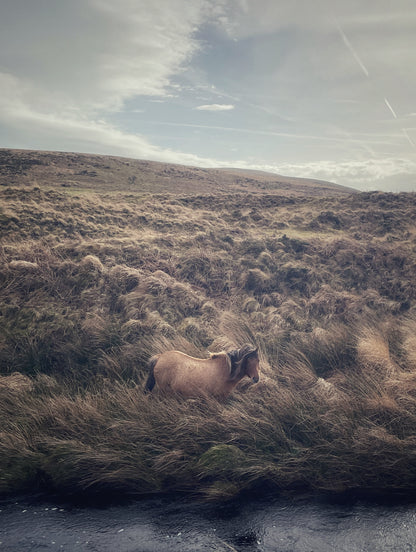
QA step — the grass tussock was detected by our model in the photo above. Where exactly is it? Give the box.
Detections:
[1,183,416,500]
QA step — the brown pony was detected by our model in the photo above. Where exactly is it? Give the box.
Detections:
[144,345,260,398]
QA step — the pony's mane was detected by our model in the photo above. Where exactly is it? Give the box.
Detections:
[208,346,258,381]
[209,351,232,371]
[227,344,258,380]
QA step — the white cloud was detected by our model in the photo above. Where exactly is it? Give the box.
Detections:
[232,157,416,191]
[0,0,219,162]
[0,71,219,166]
[0,0,244,162]
[195,104,235,111]
[0,1,209,112]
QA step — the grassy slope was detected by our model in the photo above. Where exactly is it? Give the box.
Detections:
[0,148,355,196]
[1,152,416,500]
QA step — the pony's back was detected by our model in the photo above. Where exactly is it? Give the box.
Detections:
[143,346,259,398]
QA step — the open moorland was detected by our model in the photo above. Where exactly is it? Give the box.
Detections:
[0,148,354,196]
[1,149,416,500]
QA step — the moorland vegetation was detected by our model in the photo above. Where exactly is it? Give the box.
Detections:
[1,152,416,500]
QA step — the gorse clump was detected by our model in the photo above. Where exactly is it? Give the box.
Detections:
[1,182,416,499]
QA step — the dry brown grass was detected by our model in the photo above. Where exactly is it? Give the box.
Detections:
[0,148,355,196]
[2,317,416,498]
[1,180,416,499]
[356,327,396,378]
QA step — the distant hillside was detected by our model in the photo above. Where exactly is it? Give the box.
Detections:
[0,149,356,196]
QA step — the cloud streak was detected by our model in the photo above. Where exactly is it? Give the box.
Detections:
[334,18,369,78]
[231,157,416,192]
[195,104,235,111]
[151,121,402,147]
[384,98,398,119]
[0,1,208,113]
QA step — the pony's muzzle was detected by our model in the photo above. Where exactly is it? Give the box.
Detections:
[252,376,259,383]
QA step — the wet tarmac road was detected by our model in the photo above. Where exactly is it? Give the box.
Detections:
[1,492,416,551]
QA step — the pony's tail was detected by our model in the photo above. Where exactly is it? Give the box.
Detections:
[144,356,158,393]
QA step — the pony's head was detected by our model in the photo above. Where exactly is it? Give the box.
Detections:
[243,346,260,383]
[228,345,260,383]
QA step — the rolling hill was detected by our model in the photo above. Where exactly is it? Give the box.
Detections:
[0,148,356,196]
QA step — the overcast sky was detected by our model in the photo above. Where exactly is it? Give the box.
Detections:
[1,0,416,191]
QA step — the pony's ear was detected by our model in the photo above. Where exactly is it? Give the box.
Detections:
[248,347,258,357]
[243,348,258,363]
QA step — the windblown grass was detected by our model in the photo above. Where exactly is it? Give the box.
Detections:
[1,183,416,500]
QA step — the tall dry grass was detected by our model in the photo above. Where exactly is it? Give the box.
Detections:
[1,186,416,499]
[3,315,416,499]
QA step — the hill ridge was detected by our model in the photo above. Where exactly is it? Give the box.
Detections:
[0,148,356,196]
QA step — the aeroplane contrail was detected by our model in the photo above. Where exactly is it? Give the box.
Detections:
[402,128,416,149]
[334,18,369,78]
[384,97,398,119]
[333,15,415,152]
